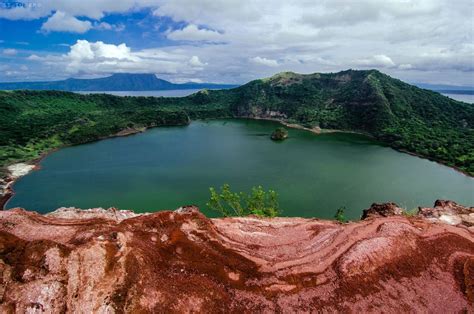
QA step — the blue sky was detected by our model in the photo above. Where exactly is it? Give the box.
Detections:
[0,0,473,85]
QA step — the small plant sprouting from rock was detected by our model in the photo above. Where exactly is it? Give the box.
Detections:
[207,184,280,217]
[402,207,418,217]
[334,207,346,222]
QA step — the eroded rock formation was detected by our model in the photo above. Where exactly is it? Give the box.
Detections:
[0,201,472,312]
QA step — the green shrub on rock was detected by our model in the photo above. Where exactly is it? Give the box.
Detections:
[207,184,280,217]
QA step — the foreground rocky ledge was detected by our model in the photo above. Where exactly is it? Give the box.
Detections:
[0,201,472,312]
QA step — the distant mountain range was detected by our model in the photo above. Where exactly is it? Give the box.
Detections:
[1,73,472,94]
[0,73,238,91]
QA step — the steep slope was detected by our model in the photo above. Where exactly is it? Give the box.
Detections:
[0,201,472,312]
[0,73,237,91]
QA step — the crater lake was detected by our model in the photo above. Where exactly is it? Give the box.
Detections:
[6,119,474,219]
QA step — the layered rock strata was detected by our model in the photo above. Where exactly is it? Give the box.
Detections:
[0,201,472,312]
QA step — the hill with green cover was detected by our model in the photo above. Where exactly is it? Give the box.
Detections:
[1,69,473,175]
[224,70,474,175]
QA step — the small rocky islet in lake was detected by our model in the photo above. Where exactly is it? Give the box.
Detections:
[271,127,289,141]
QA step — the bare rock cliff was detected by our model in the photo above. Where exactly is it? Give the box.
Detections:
[0,201,472,312]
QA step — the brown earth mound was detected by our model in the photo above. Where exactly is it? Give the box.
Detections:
[0,202,472,312]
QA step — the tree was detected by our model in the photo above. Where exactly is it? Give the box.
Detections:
[207,184,280,217]
[334,207,346,222]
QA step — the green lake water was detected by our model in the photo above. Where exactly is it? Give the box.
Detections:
[6,119,474,219]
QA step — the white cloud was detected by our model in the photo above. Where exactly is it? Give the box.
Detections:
[251,56,279,67]
[356,54,396,68]
[67,40,138,64]
[0,0,158,20]
[1,0,473,84]
[27,40,208,78]
[3,48,18,56]
[188,56,207,67]
[167,24,223,42]
[94,22,126,32]
[41,11,92,33]
[27,54,42,61]
[398,64,413,70]
[0,4,50,20]
[300,0,440,28]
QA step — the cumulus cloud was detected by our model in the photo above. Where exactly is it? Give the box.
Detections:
[188,56,207,67]
[300,0,440,28]
[26,40,208,79]
[398,64,413,70]
[3,48,17,56]
[0,4,49,20]
[1,0,473,84]
[27,54,42,61]
[67,40,137,62]
[251,56,279,67]
[94,22,126,32]
[167,24,223,42]
[355,54,396,68]
[0,0,157,20]
[41,11,92,33]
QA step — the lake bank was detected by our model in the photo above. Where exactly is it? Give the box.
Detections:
[0,116,375,211]
[5,119,473,218]
[0,124,168,210]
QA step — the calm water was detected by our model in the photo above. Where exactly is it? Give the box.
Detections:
[6,120,474,219]
[441,93,474,104]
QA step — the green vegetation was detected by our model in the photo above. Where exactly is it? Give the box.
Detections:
[1,69,473,176]
[226,70,474,175]
[0,90,231,166]
[334,207,346,222]
[271,127,289,140]
[402,207,419,217]
[206,184,280,217]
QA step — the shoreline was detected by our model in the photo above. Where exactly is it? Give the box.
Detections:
[1,121,193,210]
[1,118,473,210]
[394,148,473,178]
[247,116,473,178]
[246,116,372,137]
[0,125,155,210]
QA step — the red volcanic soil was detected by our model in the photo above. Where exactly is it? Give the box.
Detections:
[0,203,472,312]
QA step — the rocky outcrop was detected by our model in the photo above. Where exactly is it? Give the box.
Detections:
[0,202,472,312]
[271,127,289,141]
[418,199,474,230]
[361,200,474,231]
[361,202,404,219]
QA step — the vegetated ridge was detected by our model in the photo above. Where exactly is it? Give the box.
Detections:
[0,69,473,178]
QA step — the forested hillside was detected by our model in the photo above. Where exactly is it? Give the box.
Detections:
[223,70,474,175]
[1,69,473,175]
